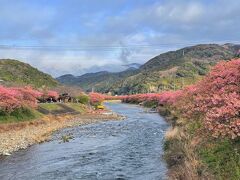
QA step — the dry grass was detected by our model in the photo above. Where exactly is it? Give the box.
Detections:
[165,127,180,140]
[165,126,188,141]
[164,126,212,180]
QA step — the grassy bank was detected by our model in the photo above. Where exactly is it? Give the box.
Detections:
[0,103,88,124]
[0,108,42,124]
[159,106,240,180]
[66,103,88,114]
[39,103,63,111]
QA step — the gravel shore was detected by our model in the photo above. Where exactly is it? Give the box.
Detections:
[0,112,123,156]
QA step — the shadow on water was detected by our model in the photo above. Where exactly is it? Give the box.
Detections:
[0,102,169,180]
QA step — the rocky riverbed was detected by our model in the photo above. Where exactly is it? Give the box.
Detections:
[0,112,122,156]
[0,102,168,180]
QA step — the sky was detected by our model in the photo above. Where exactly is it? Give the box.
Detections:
[0,0,240,77]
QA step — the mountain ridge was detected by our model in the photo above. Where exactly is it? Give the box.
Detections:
[0,59,59,88]
[57,43,240,94]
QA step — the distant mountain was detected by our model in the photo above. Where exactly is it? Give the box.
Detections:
[0,59,59,88]
[57,44,240,94]
[57,68,139,92]
[122,63,141,69]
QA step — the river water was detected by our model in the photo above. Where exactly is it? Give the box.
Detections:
[0,102,169,180]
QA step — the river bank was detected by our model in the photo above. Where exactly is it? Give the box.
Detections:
[118,100,240,179]
[0,102,168,180]
[0,111,122,156]
[158,105,240,179]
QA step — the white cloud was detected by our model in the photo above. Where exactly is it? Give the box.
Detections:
[0,0,240,77]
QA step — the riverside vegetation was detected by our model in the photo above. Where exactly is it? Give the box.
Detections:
[95,58,240,179]
[0,86,58,123]
[0,85,121,155]
[0,57,239,179]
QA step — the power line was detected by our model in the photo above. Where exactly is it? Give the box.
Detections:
[0,40,239,51]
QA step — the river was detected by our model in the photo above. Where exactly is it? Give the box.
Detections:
[0,102,169,180]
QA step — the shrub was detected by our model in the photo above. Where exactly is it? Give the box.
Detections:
[0,86,42,113]
[47,90,59,99]
[39,90,59,102]
[89,92,105,105]
[0,86,21,113]
[13,86,42,108]
[176,59,240,139]
[76,94,89,104]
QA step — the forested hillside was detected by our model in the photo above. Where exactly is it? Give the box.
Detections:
[0,59,59,88]
[57,44,240,94]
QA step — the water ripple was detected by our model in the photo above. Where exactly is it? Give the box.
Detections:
[0,102,169,180]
